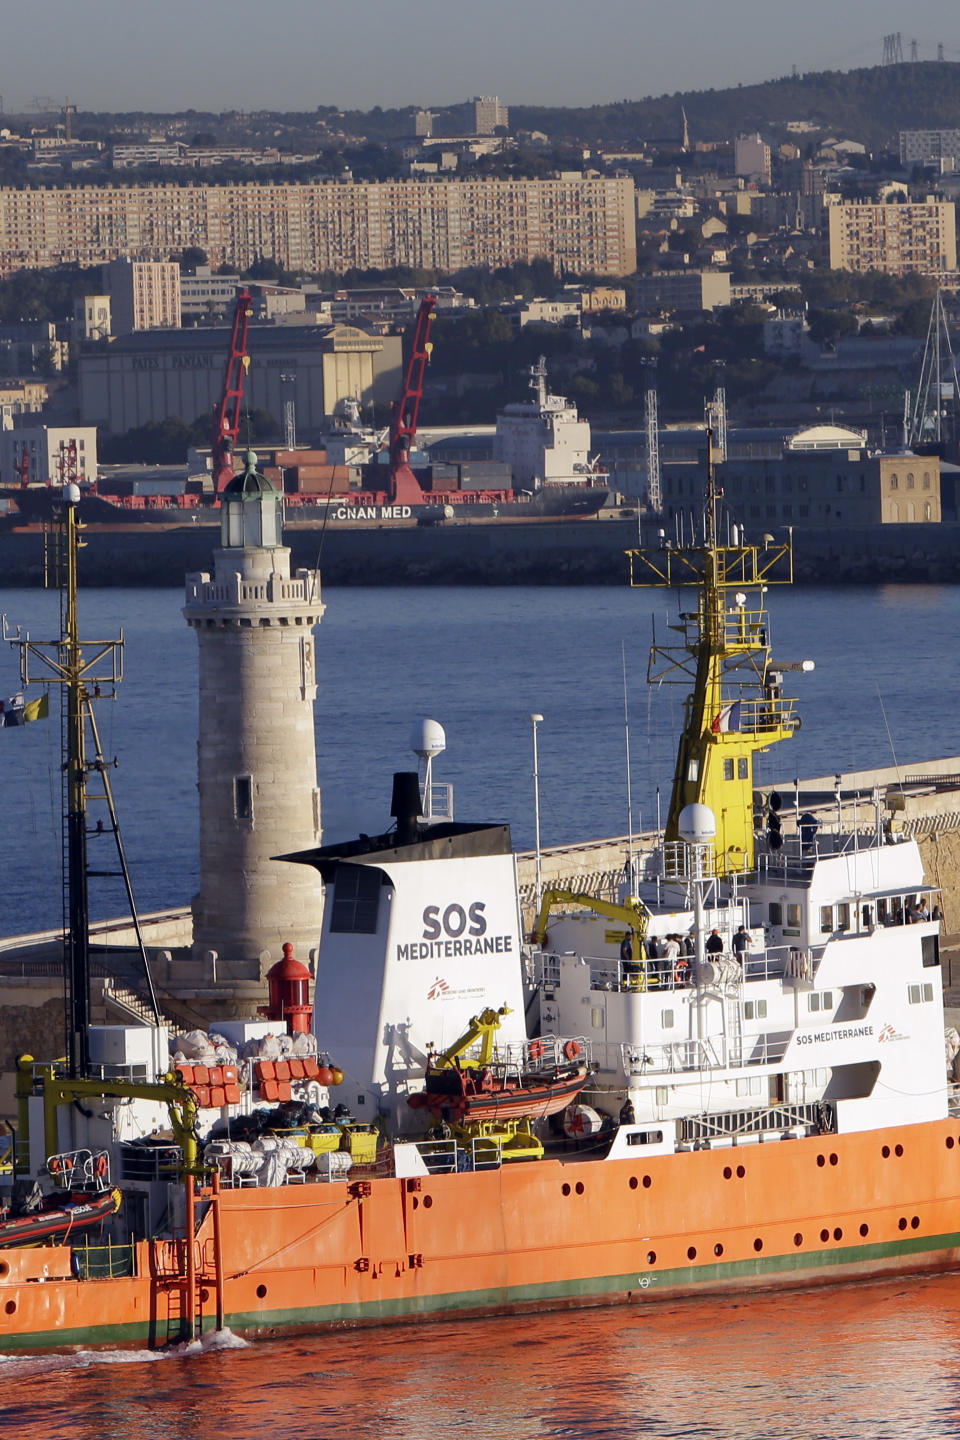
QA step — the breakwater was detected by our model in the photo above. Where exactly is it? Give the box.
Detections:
[3,518,960,586]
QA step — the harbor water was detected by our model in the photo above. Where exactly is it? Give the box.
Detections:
[4,1274,960,1438]
[3,583,960,936]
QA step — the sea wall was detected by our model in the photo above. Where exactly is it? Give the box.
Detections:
[4,519,960,587]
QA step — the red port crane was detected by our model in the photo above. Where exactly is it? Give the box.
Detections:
[387,295,436,505]
[212,289,254,494]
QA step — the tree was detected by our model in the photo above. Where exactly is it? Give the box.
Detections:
[178,246,208,271]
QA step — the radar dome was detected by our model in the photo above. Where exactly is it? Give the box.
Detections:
[677,803,717,844]
[63,482,81,507]
[410,718,446,760]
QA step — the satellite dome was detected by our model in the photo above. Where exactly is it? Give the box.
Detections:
[410,718,446,760]
[678,803,717,844]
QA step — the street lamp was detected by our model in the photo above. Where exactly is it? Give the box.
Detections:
[530,713,544,907]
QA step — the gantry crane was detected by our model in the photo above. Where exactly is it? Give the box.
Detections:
[212,289,254,494]
[387,295,436,504]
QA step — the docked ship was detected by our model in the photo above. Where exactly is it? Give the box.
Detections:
[1,448,958,1356]
[2,299,609,535]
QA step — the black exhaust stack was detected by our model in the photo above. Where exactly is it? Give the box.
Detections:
[391,772,423,846]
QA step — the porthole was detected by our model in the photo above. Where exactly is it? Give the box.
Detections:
[256,1284,267,1299]
[561,1183,571,1196]
[4,1300,15,1315]
[423,1195,433,1209]
[882,1145,891,1158]
[200,1288,210,1303]
[898,1217,908,1231]
[833,1227,842,1241]
[723,1166,732,1180]
[736,1165,745,1179]
[647,1251,657,1265]
[629,1176,639,1190]
[820,1228,830,1243]
[575,1182,585,1196]
[911,1216,920,1230]
[0,1262,7,1277]
[687,1246,697,1260]
[412,1196,419,1210]
[642,1175,652,1189]
[829,1154,838,1167]
[793,1233,803,1247]
[895,1144,904,1158]
[860,1223,869,1237]
[817,1154,826,1168]
[753,1238,763,1252]
[947,1137,955,1150]
[714,1243,724,1257]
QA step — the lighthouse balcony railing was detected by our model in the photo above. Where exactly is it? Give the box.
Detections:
[184,572,319,607]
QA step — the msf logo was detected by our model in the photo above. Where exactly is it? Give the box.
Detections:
[427,977,451,1001]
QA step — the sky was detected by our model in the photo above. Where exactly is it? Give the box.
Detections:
[6,0,960,116]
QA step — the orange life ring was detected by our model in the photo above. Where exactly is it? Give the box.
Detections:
[94,1154,109,1178]
[563,1040,582,1062]
[49,1157,62,1174]
[528,1039,545,1061]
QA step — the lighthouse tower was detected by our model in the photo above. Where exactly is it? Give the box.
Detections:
[183,452,324,977]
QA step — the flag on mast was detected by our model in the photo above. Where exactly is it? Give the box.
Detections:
[1,692,49,726]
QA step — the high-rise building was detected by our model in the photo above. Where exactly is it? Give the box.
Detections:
[827,198,957,276]
[734,133,771,186]
[900,130,960,166]
[472,96,509,135]
[0,177,636,278]
[103,258,182,333]
[414,110,434,137]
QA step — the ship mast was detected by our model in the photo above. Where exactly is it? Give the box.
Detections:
[5,486,157,1077]
[627,433,799,876]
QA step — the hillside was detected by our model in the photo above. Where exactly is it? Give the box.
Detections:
[509,62,960,151]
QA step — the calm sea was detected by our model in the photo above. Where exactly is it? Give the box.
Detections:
[3,582,960,936]
[4,1275,960,1438]
[3,581,960,1427]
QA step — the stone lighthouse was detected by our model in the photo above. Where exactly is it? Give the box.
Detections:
[183,452,324,978]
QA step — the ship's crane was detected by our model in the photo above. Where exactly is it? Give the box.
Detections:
[387,294,436,504]
[212,289,254,494]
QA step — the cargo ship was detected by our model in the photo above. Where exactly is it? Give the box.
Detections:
[1,449,958,1356]
[1,298,610,534]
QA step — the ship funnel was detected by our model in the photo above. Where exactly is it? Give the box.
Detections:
[391,771,423,846]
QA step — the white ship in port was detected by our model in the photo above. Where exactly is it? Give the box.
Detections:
[493,356,609,492]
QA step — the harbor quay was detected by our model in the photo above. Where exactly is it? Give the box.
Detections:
[5,518,960,587]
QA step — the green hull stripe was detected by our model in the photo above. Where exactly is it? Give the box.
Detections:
[6,1229,960,1352]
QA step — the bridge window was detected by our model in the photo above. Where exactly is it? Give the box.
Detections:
[837,903,850,932]
[820,906,833,933]
[808,991,834,1013]
[738,758,749,779]
[908,984,934,1005]
[787,903,802,927]
[723,758,734,781]
[330,866,381,934]
[744,1000,767,1020]
[661,1010,675,1029]
[769,902,783,925]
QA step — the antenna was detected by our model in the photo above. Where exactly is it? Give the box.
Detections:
[882,32,904,64]
[622,640,636,892]
[281,371,297,451]
[909,289,960,448]
[643,359,661,514]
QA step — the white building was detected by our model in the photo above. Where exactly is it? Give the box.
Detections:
[73,295,112,343]
[900,130,960,166]
[734,133,772,186]
[103,259,182,334]
[1,422,97,487]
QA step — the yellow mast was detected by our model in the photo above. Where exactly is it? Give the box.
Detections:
[628,433,798,876]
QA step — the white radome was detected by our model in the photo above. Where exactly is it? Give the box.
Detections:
[677,802,717,844]
[411,718,446,760]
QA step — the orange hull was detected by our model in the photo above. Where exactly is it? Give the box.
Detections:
[4,1117,960,1353]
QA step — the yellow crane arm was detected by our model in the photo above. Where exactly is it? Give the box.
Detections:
[432,1005,512,1069]
[530,887,651,948]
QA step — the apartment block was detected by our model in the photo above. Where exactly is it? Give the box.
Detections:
[900,130,960,166]
[0,176,636,279]
[636,270,731,313]
[472,97,508,135]
[103,259,182,333]
[827,198,957,276]
[734,133,771,185]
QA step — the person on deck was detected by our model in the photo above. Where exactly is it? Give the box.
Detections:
[705,929,724,956]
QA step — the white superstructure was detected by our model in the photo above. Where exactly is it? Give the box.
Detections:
[493,357,607,489]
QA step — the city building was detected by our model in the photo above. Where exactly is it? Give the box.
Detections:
[77,323,402,435]
[0,176,636,278]
[414,110,435,138]
[734,133,772,186]
[73,295,112,343]
[827,198,957,276]
[471,97,509,135]
[660,425,942,527]
[900,130,960,167]
[103,259,182,334]
[0,422,97,487]
[179,267,244,320]
[636,270,732,314]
